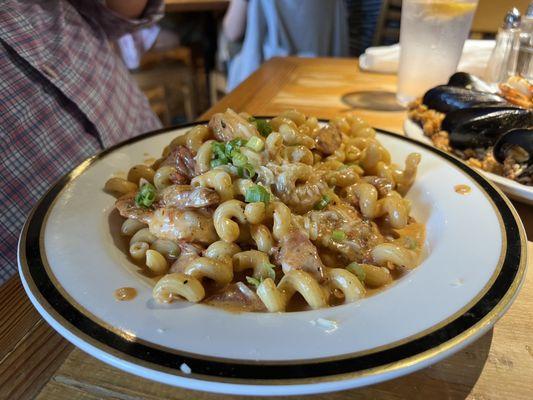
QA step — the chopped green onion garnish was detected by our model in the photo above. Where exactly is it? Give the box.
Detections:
[238,163,256,179]
[135,183,156,208]
[210,141,230,167]
[211,141,226,159]
[210,158,226,168]
[246,276,261,287]
[405,236,418,250]
[331,230,346,242]
[256,119,272,137]
[231,151,248,167]
[346,262,366,282]
[245,184,270,204]
[314,195,330,210]
[249,118,272,137]
[225,138,246,158]
[260,263,276,280]
[245,136,264,152]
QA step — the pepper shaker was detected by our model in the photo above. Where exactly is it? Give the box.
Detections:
[516,2,533,79]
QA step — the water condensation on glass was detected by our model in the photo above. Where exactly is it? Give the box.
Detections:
[396,0,478,105]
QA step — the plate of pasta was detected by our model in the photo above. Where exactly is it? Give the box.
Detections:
[19,109,527,395]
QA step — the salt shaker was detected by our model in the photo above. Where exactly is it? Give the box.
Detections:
[484,8,522,83]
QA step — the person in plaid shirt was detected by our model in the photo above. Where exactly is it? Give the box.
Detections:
[0,1,164,285]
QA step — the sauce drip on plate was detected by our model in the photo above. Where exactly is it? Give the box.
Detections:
[454,184,471,195]
[114,287,137,301]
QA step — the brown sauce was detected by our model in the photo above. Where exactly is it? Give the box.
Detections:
[112,170,127,178]
[114,287,137,301]
[454,184,471,195]
[111,212,426,312]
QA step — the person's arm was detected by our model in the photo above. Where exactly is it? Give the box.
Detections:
[105,0,150,19]
[223,0,248,42]
[70,0,164,39]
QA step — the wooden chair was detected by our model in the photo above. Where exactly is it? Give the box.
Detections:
[132,45,197,123]
[209,69,227,106]
[372,0,402,46]
[142,85,171,126]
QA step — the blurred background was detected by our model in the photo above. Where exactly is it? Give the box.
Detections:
[121,0,530,125]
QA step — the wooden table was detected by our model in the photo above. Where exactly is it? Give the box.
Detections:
[2,57,532,400]
[164,0,228,13]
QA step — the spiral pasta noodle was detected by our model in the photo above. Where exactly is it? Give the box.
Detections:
[256,270,327,312]
[191,170,234,201]
[108,108,425,312]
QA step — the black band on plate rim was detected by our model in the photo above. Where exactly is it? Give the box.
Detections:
[19,121,526,382]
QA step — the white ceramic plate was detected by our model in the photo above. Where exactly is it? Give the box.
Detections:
[19,123,527,396]
[404,118,533,205]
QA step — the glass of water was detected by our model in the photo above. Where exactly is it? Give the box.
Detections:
[396,0,479,106]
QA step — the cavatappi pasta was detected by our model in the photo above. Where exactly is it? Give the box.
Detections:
[106,109,425,312]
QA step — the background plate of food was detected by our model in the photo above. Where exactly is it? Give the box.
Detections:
[405,72,533,205]
[19,110,527,396]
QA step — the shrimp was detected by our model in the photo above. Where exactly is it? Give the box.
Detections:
[277,229,326,282]
[170,242,204,273]
[115,193,152,223]
[499,76,533,108]
[208,108,259,142]
[116,184,219,224]
[159,145,197,182]
[205,282,266,312]
[159,185,220,208]
[271,163,328,214]
[149,208,218,244]
[304,203,383,263]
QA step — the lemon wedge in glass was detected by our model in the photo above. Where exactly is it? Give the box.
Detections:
[424,1,477,19]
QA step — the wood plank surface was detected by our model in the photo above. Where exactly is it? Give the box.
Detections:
[0,278,72,400]
[3,57,532,400]
[201,57,406,133]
